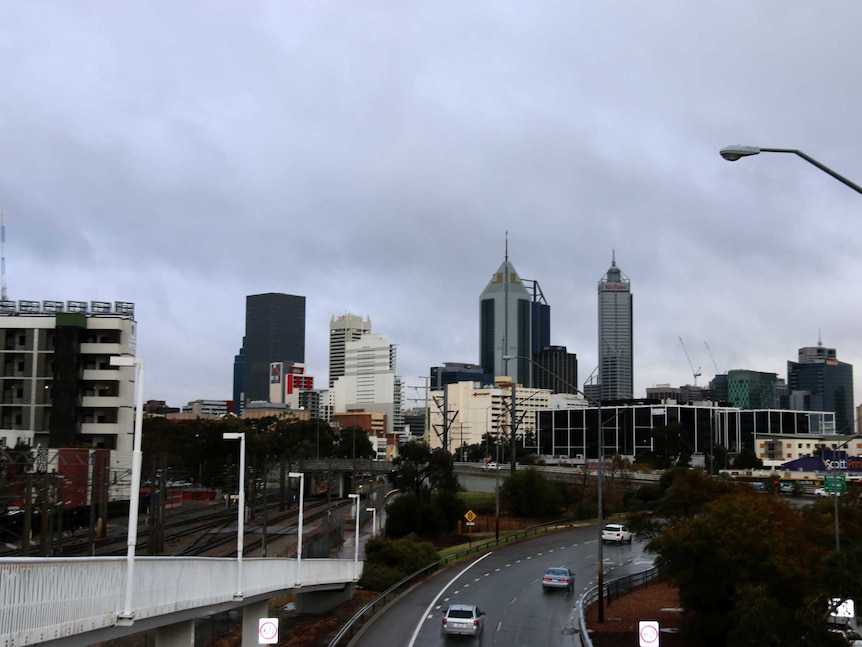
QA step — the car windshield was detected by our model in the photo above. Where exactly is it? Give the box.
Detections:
[604,525,621,531]
[448,610,474,619]
[546,568,567,576]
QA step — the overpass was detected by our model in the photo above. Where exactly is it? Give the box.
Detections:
[1,555,360,647]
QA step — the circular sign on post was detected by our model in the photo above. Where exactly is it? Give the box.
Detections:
[259,618,279,645]
[639,620,659,647]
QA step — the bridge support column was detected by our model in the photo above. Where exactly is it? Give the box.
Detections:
[155,619,195,647]
[241,600,269,646]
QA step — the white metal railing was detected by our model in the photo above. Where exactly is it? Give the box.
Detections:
[0,556,358,646]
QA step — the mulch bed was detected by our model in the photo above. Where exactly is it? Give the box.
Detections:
[584,582,705,647]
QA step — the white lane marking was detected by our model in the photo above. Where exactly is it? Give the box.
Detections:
[407,552,493,647]
[496,621,503,632]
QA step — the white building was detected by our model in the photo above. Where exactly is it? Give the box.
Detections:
[0,299,137,457]
[428,378,552,453]
[331,332,403,436]
[329,313,371,387]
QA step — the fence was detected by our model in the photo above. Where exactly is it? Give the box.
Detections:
[575,565,660,647]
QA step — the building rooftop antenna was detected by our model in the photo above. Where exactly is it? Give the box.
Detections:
[1,213,7,302]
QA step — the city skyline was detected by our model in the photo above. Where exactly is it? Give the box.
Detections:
[4,3,862,410]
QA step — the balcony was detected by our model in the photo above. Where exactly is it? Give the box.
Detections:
[79,342,123,356]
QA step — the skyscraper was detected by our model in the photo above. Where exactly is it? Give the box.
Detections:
[329,313,371,387]
[239,293,305,406]
[479,252,531,387]
[331,332,403,436]
[597,253,633,400]
[788,340,854,434]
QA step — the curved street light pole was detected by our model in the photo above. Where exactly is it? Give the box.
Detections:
[720,146,862,195]
[503,354,605,622]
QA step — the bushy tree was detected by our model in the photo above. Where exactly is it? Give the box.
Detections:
[501,468,561,519]
[644,473,862,646]
[359,536,439,590]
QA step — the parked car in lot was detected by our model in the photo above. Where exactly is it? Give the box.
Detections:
[442,604,485,638]
[542,567,575,593]
[601,523,632,544]
[814,487,839,498]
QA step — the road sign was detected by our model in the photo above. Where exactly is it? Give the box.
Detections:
[259,618,279,644]
[465,510,476,523]
[639,620,659,647]
[825,474,847,493]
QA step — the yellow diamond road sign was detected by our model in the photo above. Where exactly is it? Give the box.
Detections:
[465,510,476,523]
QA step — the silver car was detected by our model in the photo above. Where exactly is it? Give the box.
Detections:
[442,604,485,638]
[542,567,575,593]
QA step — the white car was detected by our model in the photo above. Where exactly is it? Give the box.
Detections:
[601,523,633,544]
[484,461,501,470]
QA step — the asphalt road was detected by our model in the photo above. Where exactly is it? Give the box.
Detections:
[353,525,653,647]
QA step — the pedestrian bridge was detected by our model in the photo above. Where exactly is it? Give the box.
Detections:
[1,555,360,647]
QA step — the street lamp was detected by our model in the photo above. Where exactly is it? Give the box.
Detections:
[720,145,862,195]
[223,432,246,599]
[348,493,360,580]
[366,506,377,538]
[503,354,606,622]
[825,435,862,552]
[288,471,305,584]
[109,355,144,624]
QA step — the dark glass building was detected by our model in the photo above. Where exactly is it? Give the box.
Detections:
[240,293,305,406]
[788,342,854,435]
[532,346,578,394]
[536,403,833,461]
[430,363,493,389]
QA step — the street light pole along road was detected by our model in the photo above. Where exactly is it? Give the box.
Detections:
[223,431,246,600]
[109,355,144,624]
[502,354,607,622]
[720,145,862,196]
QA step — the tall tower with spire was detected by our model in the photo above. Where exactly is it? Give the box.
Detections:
[479,236,532,386]
[597,252,633,400]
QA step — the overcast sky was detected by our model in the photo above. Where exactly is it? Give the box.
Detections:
[3,3,862,417]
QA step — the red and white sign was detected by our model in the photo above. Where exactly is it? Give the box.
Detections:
[259,618,279,644]
[639,620,659,647]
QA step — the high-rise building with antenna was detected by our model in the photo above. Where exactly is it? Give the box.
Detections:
[1,213,7,302]
[479,238,531,387]
[598,252,633,400]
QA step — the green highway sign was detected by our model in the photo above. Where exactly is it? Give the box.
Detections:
[824,474,847,493]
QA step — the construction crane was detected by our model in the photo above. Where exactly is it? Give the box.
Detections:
[678,337,701,385]
[704,341,721,374]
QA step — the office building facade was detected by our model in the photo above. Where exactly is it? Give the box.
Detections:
[788,342,854,435]
[597,254,633,400]
[331,333,403,436]
[537,402,834,467]
[532,346,578,394]
[329,313,371,387]
[0,299,137,454]
[479,256,532,387]
[238,293,305,407]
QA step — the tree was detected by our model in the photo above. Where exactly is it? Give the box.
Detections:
[387,441,463,538]
[334,426,375,459]
[646,422,692,469]
[732,447,764,470]
[501,468,561,519]
[648,488,831,645]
